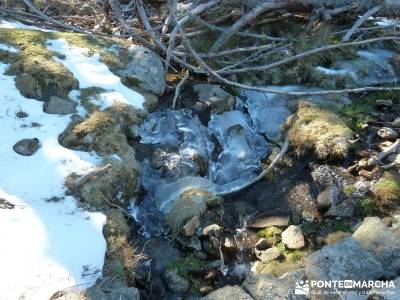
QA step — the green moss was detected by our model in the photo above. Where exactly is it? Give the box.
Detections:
[343,185,356,195]
[357,197,378,217]
[167,256,205,278]
[257,226,282,238]
[329,220,353,233]
[338,99,376,129]
[286,249,304,263]
[372,172,400,206]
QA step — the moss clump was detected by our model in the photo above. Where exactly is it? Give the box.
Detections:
[0,29,78,100]
[0,27,130,100]
[257,226,282,245]
[167,256,205,278]
[371,172,400,206]
[338,99,376,129]
[166,189,221,234]
[343,185,356,195]
[329,220,353,233]
[287,101,353,161]
[356,197,378,217]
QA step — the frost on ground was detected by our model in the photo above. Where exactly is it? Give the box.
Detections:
[0,57,107,298]
[47,39,145,110]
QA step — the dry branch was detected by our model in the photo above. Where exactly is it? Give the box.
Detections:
[342,5,383,41]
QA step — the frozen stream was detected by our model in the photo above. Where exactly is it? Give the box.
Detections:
[133,46,398,236]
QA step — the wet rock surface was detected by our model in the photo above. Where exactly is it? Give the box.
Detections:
[13,138,41,156]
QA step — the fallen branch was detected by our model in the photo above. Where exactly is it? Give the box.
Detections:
[183,33,400,96]
[172,73,189,108]
[342,5,383,41]
[217,36,400,75]
[369,139,400,166]
[72,164,111,189]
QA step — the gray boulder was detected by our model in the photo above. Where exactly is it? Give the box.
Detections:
[164,270,190,294]
[201,285,253,300]
[117,45,165,95]
[353,217,400,275]
[306,237,385,295]
[43,96,77,115]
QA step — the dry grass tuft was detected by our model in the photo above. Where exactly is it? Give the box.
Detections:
[108,235,147,273]
[287,101,353,161]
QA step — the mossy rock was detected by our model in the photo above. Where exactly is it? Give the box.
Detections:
[252,259,304,277]
[59,109,141,159]
[287,101,353,161]
[371,172,400,206]
[165,189,221,234]
[0,27,131,101]
[103,209,131,240]
[167,256,206,279]
[76,159,138,209]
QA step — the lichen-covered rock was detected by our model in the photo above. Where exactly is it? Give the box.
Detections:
[115,45,165,95]
[353,217,400,275]
[287,101,353,161]
[281,225,305,249]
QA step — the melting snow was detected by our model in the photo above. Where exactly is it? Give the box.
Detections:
[0,58,106,299]
[47,39,145,109]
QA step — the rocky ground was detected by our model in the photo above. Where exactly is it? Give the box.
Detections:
[0,15,400,300]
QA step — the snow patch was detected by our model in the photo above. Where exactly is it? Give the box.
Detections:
[47,39,145,109]
[0,62,106,300]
